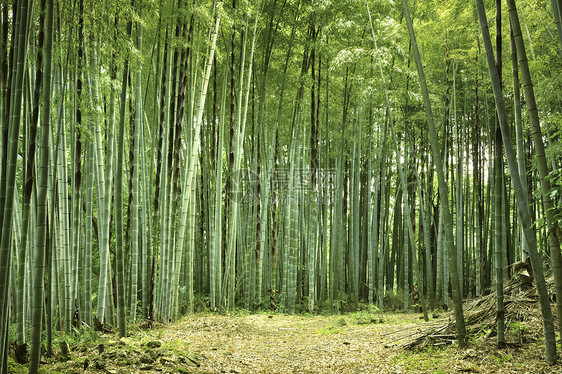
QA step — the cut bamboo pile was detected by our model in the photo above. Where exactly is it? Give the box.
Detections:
[400,274,556,350]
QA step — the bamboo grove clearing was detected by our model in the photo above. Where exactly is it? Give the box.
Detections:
[1,0,562,372]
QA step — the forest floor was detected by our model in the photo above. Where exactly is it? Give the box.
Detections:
[9,310,561,373]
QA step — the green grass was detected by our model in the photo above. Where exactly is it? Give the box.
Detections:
[393,348,448,372]
[315,326,345,335]
[7,356,26,374]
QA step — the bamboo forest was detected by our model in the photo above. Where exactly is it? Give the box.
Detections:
[1,0,562,372]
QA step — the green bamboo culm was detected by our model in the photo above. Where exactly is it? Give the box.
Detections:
[401,0,465,343]
[0,0,31,372]
[476,0,557,363]
[29,0,53,372]
[130,11,143,323]
[366,1,429,321]
[506,0,562,336]
[115,14,133,339]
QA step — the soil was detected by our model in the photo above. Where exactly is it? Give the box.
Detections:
[9,312,562,373]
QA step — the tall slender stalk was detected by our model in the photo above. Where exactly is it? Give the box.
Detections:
[175,13,221,314]
[506,0,562,335]
[115,14,133,338]
[401,0,465,343]
[29,0,53,371]
[476,0,557,363]
[130,11,143,323]
[0,1,31,370]
[366,1,428,320]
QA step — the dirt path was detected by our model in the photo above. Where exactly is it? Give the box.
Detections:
[158,313,403,373]
[25,312,559,373]
[155,313,557,374]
